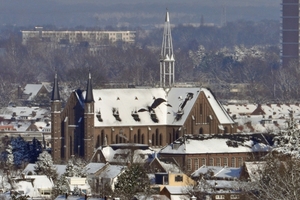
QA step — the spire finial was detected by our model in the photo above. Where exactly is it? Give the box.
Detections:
[85,71,94,103]
[51,72,60,101]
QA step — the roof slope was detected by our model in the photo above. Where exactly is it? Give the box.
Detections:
[160,134,271,154]
[79,87,233,127]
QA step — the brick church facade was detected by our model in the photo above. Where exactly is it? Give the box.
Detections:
[50,78,237,162]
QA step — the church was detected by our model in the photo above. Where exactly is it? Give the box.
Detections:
[50,11,237,163]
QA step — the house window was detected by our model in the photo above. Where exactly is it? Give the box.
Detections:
[216,158,221,166]
[201,158,206,166]
[238,157,243,167]
[187,159,192,170]
[231,157,236,167]
[209,158,214,166]
[230,194,240,199]
[223,158,228,166]
[215,195,225,199]
[194,159,199,170]
[174,175,183,182]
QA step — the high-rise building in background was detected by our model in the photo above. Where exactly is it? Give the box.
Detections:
[281,0,300,67]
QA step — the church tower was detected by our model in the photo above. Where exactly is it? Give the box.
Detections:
[51,73,62,163]
[84,72,95,159]
[160,10,175,87]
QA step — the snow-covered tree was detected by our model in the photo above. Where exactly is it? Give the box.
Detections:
[52,174,69,199]
[114,164,152,200]
[242,155,300,200]
[6,144,14,168]
[52,157,87,198]
[34,151,57,182]
[273,111,300,158]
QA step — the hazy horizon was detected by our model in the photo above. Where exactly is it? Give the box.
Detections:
[0,0,281,29]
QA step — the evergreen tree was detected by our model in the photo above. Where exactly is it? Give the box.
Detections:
[114,164,152,200]
[10,136,29,167]
[29,137,42,163]
[34,151,58,182]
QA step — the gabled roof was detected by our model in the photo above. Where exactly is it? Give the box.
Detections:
[79,87,233,127]
[23,163,66,177]
[191,166,242,180]
[84,162,106,174]
[149,157,181,173]
[23,84,45,101]
[97,144,155,164]
[98,165,124,179]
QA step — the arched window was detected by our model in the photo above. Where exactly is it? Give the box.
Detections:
[209,158,214,166]
[238,157,243,167]
[159,134,162,146]
[199,128,203,134]
[142,134,144,144]
[223,158,228,166]
[152,134,155,146]
[216,158,221,166]
[169,133,172,144]
[201,158,206,166]
[134,134,137,143]
[97,135,100,148]
[173,128,176,142]
[231,157,236,167]
[194,159,199,170]
[101,130,105,145]
[156,129,159,146]
[138,129,141,143]
[115,135,119,144]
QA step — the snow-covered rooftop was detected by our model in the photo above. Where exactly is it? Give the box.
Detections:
[80,87,233,127]
[98,144,155,164]
[160,134,271,154]
[23,84,45,101]
[84,163,106,174]
[0,106,50,121]
[191,166,242,180]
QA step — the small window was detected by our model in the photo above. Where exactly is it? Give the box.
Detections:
[201,158,206,166]
[194,159,199,170]
[231,157,236,167]
[187,159,192,171]
[223,158,228,166]
[174,175,183,182]
[209,158,214,166]
[215,195,225,199]
[230,194,240,199]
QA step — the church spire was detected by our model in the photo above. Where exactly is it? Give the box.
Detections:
[85,72,94,103]
[160,9,175,88]
[51,73,60,101]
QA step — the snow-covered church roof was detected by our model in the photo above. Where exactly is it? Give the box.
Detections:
[80,87,234,127]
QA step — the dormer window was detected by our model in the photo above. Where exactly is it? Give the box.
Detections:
[175,109,184,121]
[150,110,158,123]
[96,110,103,122]
[131,110,140,122]
[112,108,121,121]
